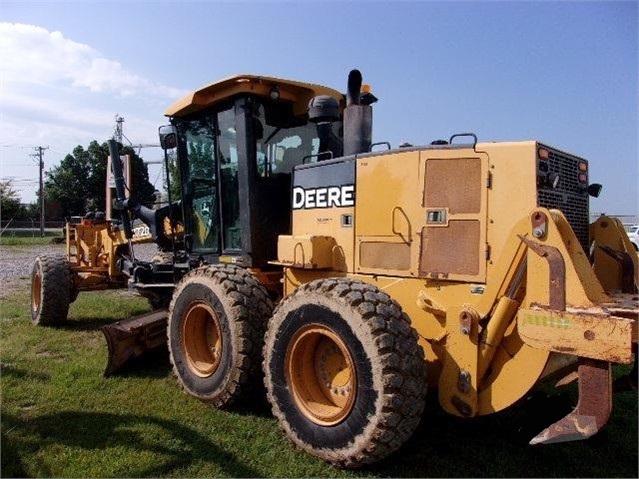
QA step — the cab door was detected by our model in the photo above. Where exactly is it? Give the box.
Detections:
[181,114,219,254]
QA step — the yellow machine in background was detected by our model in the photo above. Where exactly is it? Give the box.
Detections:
[30,154,155,327]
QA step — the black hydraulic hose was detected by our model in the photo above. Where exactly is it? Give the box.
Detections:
[107,139,133,240]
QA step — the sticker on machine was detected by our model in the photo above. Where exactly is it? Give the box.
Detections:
[292,185,355,209]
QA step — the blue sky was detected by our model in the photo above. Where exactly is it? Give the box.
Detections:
[1,0,637,218]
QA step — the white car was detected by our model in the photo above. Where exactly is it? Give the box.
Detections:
[624,224,639,251]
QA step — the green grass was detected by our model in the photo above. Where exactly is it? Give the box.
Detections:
[0,235,63,246]
[1,288,637,477]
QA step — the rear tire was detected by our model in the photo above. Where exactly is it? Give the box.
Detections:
[30,255,72,325]
[263,278,427,468]
[168,265,273,408]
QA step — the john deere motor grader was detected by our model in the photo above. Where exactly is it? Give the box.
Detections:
[31,69,637,468]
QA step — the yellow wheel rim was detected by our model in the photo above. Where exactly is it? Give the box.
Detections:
[181,302,223,377]
[32,269,42,313]
[285,324,357,426]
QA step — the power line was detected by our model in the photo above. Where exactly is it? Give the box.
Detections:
[0,144,39,149]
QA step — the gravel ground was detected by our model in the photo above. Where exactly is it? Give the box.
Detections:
[0,242,159,299]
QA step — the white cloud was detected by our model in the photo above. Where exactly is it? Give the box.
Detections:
[0,22,183,98]
[0,22,185,202]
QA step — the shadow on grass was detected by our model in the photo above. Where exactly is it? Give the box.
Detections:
[367,390,638,478]
[1,364,50,382]
[1,409,261,478]
[109,346,172,379]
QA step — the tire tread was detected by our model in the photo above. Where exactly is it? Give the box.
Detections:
[264,277,427,468]
[31,254,72,326]
[168,264,273,408]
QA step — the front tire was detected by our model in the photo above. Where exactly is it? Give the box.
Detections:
[263,278,427,468]
[30,255,72,325]
[168,265,273,408]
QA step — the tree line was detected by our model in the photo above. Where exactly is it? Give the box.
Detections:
[1,141,156,222]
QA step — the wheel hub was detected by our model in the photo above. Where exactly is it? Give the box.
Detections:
[32,270,42,313]
[181,302,222,377]
[286,324,357,426]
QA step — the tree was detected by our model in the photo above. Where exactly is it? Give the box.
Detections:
[45,141,156,218]
[164,149,182,201]
[0,180,26,221]
[164,134,215,202]
[45,146,91,217]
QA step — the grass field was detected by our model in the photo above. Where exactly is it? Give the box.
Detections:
[1,286,637,478]
[0,234,63,247]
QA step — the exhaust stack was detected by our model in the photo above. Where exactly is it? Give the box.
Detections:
[343,69,375,156]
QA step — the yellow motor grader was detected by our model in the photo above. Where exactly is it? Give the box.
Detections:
[31,69,637,468]
[30,141,182,370]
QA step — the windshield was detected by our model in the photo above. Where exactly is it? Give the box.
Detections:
[252,100,341,177]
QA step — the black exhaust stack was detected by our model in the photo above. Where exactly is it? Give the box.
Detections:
[343,69,374,156]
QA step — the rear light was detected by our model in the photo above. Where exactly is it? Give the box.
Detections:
[578,161,588,172]
[538,148,550,160]
[578,173,588,183]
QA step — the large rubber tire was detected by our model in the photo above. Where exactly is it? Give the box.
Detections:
[263,278,427,468]
[168,264,273,408]
[30,254,72,326]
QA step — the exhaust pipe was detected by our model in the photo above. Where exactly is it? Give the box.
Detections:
[343,69,373,156]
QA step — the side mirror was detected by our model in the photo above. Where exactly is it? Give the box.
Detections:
[587,183,603,198]
[159,125,177,150]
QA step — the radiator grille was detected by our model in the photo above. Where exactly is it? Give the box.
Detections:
[537,145,590,252]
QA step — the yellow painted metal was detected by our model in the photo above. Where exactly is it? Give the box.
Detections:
[275,235,337,269]
[355,151,421,233]
[476,317,551,414]
[524,209,608,308]
[437,306,480,417]
[285,323,357,426]
[65,218,149,291]
[478,296,519,381]
[548,210,610,304]
[519,307,635,363]
[354,151,423,277]
[590,215,639,292]
[166,74,344,118]
[289,203,354,273]
[181,302,223,378]
[478,142,539,264]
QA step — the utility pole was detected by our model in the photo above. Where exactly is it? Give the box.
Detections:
[31,146,49,237]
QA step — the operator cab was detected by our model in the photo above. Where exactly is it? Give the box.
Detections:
[159,75,344,268]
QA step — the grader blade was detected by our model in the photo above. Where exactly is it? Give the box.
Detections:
[530,358,611,445]
[101,310,168,376]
